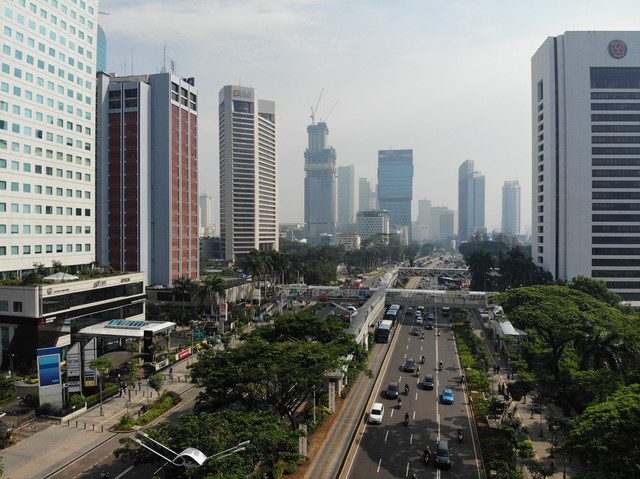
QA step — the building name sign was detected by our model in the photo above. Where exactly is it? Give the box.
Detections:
[232,89,252,100]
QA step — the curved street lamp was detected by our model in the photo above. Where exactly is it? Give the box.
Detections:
[132,431,249,468]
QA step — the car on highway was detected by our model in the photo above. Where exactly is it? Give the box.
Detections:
[415,316,423,325]
[369,402,384,424]
[423,374,434,390]
[425,320,434,330]
[406,307,413,316]
[403,357,416,372]
[441,388,455,404]
[410,326,421,336]
[434,439,452,468]
[387,381,399,399]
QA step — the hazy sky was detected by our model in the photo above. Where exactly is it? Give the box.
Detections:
[100,0,640,235]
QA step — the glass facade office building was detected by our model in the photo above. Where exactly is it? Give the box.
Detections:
[377,150,413,241]
[532,31,640,300]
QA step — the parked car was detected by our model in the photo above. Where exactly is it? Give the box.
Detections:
[441,388,455,404]
[423,374,434,390]
[369,402,384,424]
[434,439,452,468]
[387,381,399,399]
[403,357,416,372]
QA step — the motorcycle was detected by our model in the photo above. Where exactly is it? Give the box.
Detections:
[439,361,443,371]
[423,446,431,464]
[397,398,402,409]
[404,413,410,426]
[421,356,426,364]
[404,384,410,395]
[460,374,466,384]
[458,428,464,443]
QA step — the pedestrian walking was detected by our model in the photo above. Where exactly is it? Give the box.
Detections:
[138,379,142,390]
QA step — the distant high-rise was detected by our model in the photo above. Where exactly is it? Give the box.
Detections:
[358,178,372,211]
[199,195,216,237]
[501,181,521,235]
[304,122,336,243]
[0,1,98,279]
[432,207,455,240]
[96,72,199,286]
[377,150,413,239]
[458,160,485,242]
[338,165,355,228]
[219,85,278,259]
[532,31,640,299]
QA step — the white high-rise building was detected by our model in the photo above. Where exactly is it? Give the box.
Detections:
[219,85,278,259]
[199,194,216,237]
[337,165,355,228]
[0,1,99,278]
[501,181,521,235]
[532,31,640,300]
[457,160,485,242]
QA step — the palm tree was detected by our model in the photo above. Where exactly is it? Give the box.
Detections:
[173,276,196,320]
[200,275,228,319]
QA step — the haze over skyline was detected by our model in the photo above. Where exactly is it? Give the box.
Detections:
[99,0,640,236]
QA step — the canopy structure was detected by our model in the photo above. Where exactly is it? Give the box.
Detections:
[43,272,79,281]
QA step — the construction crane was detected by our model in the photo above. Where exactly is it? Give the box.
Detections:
[321,99,340,123]
[310,88,324,125]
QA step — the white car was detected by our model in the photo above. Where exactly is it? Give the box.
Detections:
[369,402,384,424]
[415,317,423,325]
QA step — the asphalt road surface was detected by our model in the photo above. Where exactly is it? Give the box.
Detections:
[343,303,482,479]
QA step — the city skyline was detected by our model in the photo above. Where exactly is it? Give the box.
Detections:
[98,1,640,235]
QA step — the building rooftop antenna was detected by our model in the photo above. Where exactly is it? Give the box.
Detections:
[310,88,324,125]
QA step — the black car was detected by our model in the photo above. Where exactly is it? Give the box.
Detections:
[403,357,416,372]
[434,439,451,468]
[426,321,435,330]
[410,326,421,336]
[387,381,399,399]
[423,374,434,390]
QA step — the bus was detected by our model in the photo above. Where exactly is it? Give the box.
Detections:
[376,319,394,343]
[384,307,399,324]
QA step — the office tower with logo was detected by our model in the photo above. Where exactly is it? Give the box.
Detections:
[96,72,199,286]
[532,31,640,299]
[377,150,413,242]
[304,121,336,243]
[457,160,485,242]
[219,85,278,259]
[0,1,99,279]
[501,180,521,235]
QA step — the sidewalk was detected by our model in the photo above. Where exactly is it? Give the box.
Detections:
[1,320,267,479]
[2,352,196,479]
[472,311,576,478]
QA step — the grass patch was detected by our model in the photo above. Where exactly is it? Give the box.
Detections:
[114,391,182,430]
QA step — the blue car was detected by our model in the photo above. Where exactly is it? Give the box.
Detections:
[441,388,455,404]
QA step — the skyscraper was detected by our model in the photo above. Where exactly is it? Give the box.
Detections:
[358,178,372,211]
[304,122,336,243]
[501,180,521,235]
[457,160,485,242]
[532,31,640,299]
[219,85,278,259]
[96,72,199,286]
[199,194,216,237]
[0,1,99,279]
[357,210,390,243]
[377,150,413,241]
[337,165,355,229]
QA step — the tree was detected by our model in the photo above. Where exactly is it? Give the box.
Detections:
[199,275,227,319]
[114,410,304,478]
[148,373,165,396]
[172,276,196,319]
[466,251,494,290]
[190,333,366,430]
[568,275,621,307]
[563,384,640,477]
[89,357,115,416]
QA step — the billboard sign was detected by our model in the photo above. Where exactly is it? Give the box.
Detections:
[83,337,97,387]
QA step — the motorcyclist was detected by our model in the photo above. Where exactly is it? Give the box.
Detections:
[397,397,402,409]
[405,412,410,424]
[405,383,410,394]
[421,355,425,364]
[460,374,466,383]
[439,360,443,371]
[457,427,464,442]
[417,365,421,376]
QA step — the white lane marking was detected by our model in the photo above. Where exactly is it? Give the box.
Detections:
[405,462,410,477]
[412,410,416,420]
[114,465,135,478]
[377,458,382,472]
[410,433,414,445]
[384,430,389,443]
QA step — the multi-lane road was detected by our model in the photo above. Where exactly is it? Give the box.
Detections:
[344,304,482,478]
